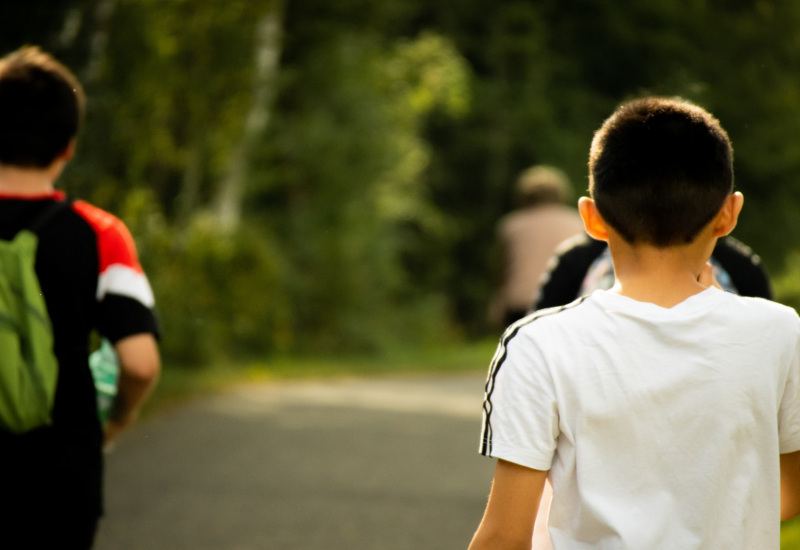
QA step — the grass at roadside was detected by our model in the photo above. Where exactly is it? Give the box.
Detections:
[145,337,499,415]
[784,518,800,549]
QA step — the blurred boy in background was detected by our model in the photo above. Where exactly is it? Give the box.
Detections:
[0,46,160,548]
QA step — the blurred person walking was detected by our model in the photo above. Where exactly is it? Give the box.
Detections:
[0,46,160,548]
[489,165,585,328]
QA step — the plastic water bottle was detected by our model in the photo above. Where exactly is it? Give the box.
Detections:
[89,338,119,423]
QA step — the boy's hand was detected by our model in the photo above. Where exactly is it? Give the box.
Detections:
[103,418,127,450]
[698,262,722,290]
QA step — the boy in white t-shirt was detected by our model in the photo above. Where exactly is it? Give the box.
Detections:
[468,97,800,550]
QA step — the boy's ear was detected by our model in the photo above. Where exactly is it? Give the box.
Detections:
[711,192,744,237]
[57,139,77,162]
[578,197,610,241]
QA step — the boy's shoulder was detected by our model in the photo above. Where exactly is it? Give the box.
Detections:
[507,294,595,338]
[718,291,799,323]
[70,199,127,233]
[515,289,800,340]
[733,294,800,335]
[70,199,141,261]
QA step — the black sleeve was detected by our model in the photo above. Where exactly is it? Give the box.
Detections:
[712,236,773,300]
[534,236,608,310]
[97,294,161,343]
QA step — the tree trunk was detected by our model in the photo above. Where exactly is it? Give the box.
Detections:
[83,0,116,83]
[57,7,83,49]
[214,3,283,232]
[175,143,203,232]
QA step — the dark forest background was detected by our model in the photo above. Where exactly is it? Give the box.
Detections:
[5,1,800,366]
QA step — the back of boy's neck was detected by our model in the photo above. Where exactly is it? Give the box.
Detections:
[612,278,707,308]
[0,164,57,194]
[609,244,709,308]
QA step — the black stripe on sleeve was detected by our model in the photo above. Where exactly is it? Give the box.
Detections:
[479,296,590,457]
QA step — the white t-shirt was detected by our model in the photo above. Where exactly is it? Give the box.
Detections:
[480,287,800,549]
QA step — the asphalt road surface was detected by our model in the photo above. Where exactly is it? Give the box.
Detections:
[93,372,495,550]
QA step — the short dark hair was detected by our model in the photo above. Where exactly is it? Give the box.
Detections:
[0,46,85,168]
[588,97,733,247]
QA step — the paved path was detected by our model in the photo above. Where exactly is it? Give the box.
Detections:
[94,372,495,550]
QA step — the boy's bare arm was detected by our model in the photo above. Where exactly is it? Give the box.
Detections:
[104,333,161,445]
[781,450,800,520]
[469,459,548,550]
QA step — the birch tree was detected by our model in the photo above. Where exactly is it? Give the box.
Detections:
[214,2,283,232]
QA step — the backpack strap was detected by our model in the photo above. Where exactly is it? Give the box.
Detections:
[25,198,71,235]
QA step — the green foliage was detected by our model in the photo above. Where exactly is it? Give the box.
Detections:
[256,30,470,354]
[121,190,291,366]
[783,516,800,549]
[773,252,800,315]
[69,0,264,218]
[69,5,472,364]
[9,0,800,365]
[412,0,800,331]
[155,219,289,365]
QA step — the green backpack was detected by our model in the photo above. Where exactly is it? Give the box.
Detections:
[0,202,65,434]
